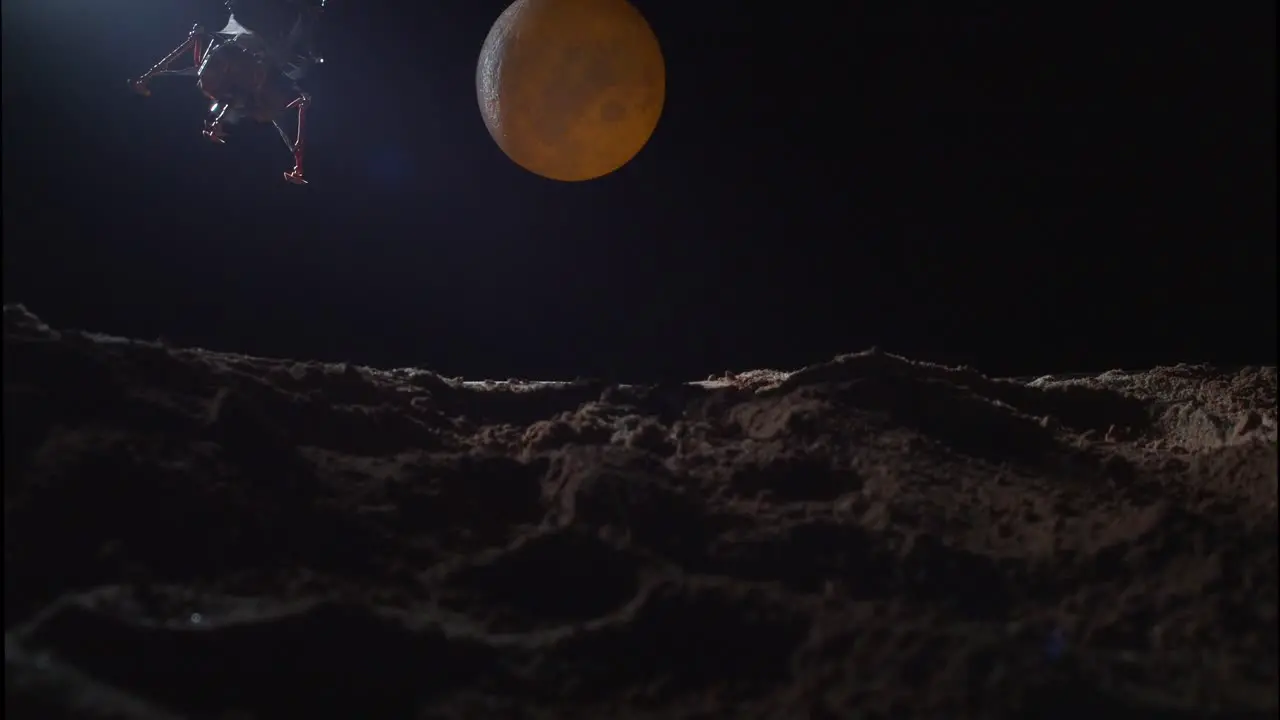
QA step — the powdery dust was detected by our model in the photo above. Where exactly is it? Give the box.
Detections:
[4,304,1276,719]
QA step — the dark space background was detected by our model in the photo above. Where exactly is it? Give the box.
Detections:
[3,1,1275,380]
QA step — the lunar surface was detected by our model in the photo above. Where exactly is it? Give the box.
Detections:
[4,303,1277,719]
[477,0,665,181]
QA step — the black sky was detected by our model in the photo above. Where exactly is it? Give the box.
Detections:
[3,1,1275,380]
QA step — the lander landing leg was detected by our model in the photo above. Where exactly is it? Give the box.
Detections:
[272,92,312,185]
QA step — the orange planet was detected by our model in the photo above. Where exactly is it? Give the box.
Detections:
[476,0,666,182]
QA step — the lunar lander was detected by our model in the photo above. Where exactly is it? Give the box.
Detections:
[127,1,326,184]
